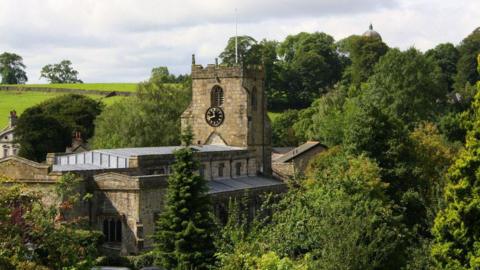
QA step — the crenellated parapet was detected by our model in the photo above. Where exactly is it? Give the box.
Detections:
[191,63,264,80]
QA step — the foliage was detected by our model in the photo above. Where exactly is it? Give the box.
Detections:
[426,43,459,92]
[40,60,83,83]
[271,109,301,146]
[153,134,216,269]
[362,48,446,126]
[293,86,350,146]
[0,52,27,84]
[0,174,102,269]
[454,28,480,92]
[92,82,190,149]
[431,68,480,269]
[15,94,103,161]
[150,66,190,85]
[276,32,344,108]
[339,35,389,87]
[220,35,258,65]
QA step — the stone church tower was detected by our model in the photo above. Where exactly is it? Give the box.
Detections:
[181,56,272,175]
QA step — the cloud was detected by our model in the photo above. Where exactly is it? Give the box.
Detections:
[0,0,477,83]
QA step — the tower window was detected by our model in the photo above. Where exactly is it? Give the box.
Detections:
[211,86,224,107]
[251,87,257,111]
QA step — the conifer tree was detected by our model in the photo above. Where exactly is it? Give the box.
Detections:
[153,129,216,269]
[431,55,480,269]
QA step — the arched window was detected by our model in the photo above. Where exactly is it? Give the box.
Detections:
[211,86,224,107]
[251,87,257,111]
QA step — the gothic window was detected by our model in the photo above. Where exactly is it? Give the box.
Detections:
[235,162,242,176]
[218,163,225,177]
[251,87,257,111]
[102,217,122,243]
[3,147,8,158]
[211,86,224,107]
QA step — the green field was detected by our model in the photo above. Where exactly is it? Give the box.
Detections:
[1,83,139,92]
[0,91,125,128]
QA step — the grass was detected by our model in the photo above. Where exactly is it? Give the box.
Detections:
[0,91,127,128]
[1,83,139,93]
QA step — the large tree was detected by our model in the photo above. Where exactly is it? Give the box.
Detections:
[426,43,459,92]
[363,48,445,126]
[40,60,82,83]
[92,82,190,149]
[15,94,103,161]
[339,35,389,87]
[0,52,27,84]
[454,27,480,92]
[219,36,258,65]
[153,134,216,269]
[277,32,344,108]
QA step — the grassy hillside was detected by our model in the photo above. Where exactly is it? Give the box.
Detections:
[1,83,139,92]
[0,91,125,128]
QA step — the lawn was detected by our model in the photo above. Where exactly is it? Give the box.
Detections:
[0,91,126,128]
[1,83,139,93]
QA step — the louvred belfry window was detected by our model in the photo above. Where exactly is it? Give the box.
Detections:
[211,86,224,107]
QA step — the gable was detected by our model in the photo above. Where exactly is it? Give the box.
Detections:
[205,132,227,146]
[0,156,51,182]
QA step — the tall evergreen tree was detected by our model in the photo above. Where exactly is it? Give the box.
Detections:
[153,131,216,269]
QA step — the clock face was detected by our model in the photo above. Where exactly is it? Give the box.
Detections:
[205,106,225,127]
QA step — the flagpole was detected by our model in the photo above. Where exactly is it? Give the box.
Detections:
[235,8,238,64]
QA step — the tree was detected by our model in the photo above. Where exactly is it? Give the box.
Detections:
[0,52,27,84]
[92,82,190,149]
[339,35,389,87]
[271,110,301,147]
[153,131,216,269]
[219,36,258,65]
[431,58,480,269]
[363,48,445,126]
[293,85,350,147]
[217,148,406,270]
[40,60,83,83]
[150,66,176,83]
[426,43,459,92]
[454,27,480,92]
[277,32,344,108]
[15,94,103,161]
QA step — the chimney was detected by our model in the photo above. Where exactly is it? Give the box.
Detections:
[9,110,17,127]
[72,131,83,148]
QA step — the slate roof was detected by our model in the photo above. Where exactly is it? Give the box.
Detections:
[274,141,326,163]
[52,145,246,172]
[208,176,285,194]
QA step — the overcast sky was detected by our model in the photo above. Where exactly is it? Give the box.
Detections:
[1,0,479,83]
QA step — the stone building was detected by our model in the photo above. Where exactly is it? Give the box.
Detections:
[0,60,285,255]
[0,111,19,159]
[272,141,327,179]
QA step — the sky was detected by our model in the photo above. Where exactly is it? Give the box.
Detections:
[0,0,479,83]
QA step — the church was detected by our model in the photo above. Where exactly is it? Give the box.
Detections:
[0,58,286,254]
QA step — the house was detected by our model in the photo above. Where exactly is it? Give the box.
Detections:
[0,111,19,159]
